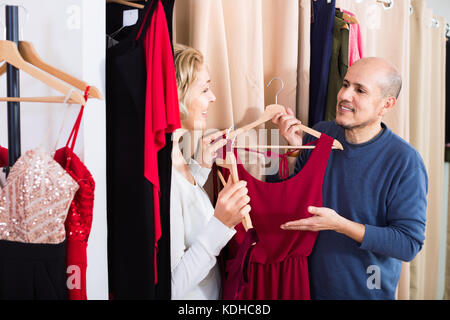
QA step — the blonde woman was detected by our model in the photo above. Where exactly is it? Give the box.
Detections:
[170,44,251,299]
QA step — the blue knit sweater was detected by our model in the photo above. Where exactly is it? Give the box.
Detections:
[295,121,428,299]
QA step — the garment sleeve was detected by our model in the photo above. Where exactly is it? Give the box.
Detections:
[359,165,428,262]
[188,158,211,187]
[170,186,235,299]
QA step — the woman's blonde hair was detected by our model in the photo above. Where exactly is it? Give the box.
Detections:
[173,43,204,120]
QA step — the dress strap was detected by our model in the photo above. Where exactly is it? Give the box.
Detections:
[62,86,90,169]
[40,88,74,151]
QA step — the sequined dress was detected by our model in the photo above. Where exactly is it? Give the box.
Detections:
[0,147,79,299]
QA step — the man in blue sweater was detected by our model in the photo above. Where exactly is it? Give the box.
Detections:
[272,57,428,299]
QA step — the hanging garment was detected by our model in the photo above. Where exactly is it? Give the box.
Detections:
[106,0,174,299]
[324,10,349,121]
[0,240,67,300]
[222,134,334,299]
[53,89,95,300]
[139,0,181,284]
[0,148,79,244]
[309,0,336,127]
[0,146,7,167]
[341,9,363,66]
[0,145,78,299]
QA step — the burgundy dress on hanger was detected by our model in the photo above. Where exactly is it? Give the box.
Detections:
[222,134,334,299]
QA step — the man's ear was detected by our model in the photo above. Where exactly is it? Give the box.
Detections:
[379,96,396,117]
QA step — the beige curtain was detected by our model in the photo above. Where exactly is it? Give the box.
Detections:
[174,0,304,178]
[409,0,446,300]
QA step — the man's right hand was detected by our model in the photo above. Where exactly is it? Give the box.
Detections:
[271,107,303,146]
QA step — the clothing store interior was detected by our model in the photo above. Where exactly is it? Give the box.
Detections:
[0,0,450,301]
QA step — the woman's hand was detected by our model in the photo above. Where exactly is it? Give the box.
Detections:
[214,176,251,229]
[195,129,228,168]
[271,107,303,146]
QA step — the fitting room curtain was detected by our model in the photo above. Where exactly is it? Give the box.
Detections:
[174,0,447,299]
[408,0,446,300]
[173,0,307,178]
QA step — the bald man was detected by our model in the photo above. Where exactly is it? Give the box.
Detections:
[272,57,428,299]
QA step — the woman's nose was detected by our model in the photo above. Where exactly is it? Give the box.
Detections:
[209,90,216,103]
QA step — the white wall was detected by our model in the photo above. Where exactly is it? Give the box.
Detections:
[0,0,107,299]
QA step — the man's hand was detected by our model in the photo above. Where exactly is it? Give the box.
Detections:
[271,106,303,146]
[280,206,366,244]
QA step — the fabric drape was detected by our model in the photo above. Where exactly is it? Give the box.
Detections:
[174,0,300,182]
[105,0,174,299]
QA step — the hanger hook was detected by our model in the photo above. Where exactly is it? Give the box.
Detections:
[266,77,285,105]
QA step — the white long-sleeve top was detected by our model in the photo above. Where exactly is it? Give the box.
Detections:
[170,159,236,300]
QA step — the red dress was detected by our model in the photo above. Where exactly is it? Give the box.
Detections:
[1,89,95,300]
[53,99,95,300]
[138,0,181,283]
[222,134,333,299]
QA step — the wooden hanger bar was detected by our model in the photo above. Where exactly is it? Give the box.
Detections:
[228,104,344,150]
[0,40,85,105]
[0,96,82,103]
[216,152,253,231]
[106,0,145,9]
[233,145,341,150]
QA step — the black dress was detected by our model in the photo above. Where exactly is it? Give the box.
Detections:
[106,0,174,299]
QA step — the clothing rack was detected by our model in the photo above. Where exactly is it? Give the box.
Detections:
[5,5,20,175]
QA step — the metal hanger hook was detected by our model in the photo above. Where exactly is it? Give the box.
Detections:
[266,77,285,105]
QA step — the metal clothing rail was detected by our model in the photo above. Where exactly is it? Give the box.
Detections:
[5,5,20,175]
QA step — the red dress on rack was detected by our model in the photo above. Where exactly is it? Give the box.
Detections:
[222,134,334,300]
[53,97,95,300]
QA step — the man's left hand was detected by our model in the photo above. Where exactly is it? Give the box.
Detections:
[280,206,344,232]
[280,206,366,244]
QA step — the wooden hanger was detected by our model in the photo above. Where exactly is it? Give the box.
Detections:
[0,41,102,100]
[216,151,253,231]
[229,104,344,150]
[342,12,359,25]
[0,40,85,105]
[106,0,145,9]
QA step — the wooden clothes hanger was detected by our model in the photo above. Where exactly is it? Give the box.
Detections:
[106,0,145,9]
[216,151,253,231]
[172,128,254,231]
[0,40,85,104]
[341,12,359,25]
[229,77,343,151]
[230,104,344,151]
[0,41,102,100]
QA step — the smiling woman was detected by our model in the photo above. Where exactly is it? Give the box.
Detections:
[170,44,251,300]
